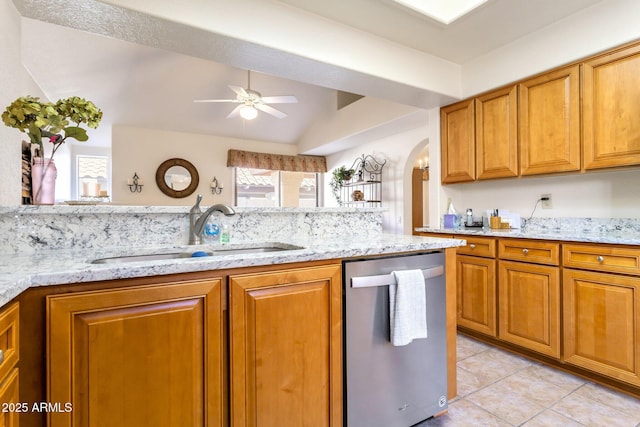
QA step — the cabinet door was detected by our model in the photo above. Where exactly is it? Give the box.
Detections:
[583,43,640,169]
[0,368,19,427]
[0,303,19,385]
[476,86,518,180]
[563,269,640,386]
[441,99,475,183]
[230,264,342,427]
[456,255,496,336]
[498,261,560,358]
[519,65,581,175]
[47,279,223,427]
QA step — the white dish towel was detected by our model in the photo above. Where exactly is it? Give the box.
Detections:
[389,269,428,346]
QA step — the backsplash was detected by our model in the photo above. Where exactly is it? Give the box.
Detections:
[522,217,640,233]
[0,205,384,255]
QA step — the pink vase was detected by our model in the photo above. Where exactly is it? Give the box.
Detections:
[31,158,57,205]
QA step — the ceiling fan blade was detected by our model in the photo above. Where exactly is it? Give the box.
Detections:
[226,104,244,119]
[255,103,287,119]
[193,99,240,103]
[229,85,248,97]
[261,95,298,104]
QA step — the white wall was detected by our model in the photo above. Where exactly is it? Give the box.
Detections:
[0,0,31,204]
[326,122,429,234]
[111,125,298,206]
[442,168,640,222]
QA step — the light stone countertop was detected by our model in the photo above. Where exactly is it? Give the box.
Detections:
[0,234,465,309]
[415,226,640,245]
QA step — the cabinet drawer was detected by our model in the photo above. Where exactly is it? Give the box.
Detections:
[499,239,559,265]
[563,244,640,275]
[415,232,454,239]
[456,237,496,258]
[0,302,19,382]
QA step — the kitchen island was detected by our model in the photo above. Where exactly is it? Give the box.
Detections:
[0,205,465,427]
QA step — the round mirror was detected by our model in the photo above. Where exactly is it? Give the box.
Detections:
[155,158,199,198]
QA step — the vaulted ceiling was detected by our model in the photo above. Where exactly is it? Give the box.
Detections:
[13,0,603,151]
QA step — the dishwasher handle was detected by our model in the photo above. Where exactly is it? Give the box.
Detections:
[350,265,444,288]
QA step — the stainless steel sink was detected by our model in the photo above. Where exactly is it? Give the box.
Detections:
[91,252,205,264]
[210,246,296,256]
[91,244,303,264]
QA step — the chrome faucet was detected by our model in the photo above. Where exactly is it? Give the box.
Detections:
[188,194,236,245]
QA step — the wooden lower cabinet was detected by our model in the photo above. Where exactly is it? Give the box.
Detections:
[563,269,640,387]
[456,255,496,336]
[47,279,223,427]
[0,302,20,427]
[498,261,560,358]
[0,368,19,427]
[229,264,342,427]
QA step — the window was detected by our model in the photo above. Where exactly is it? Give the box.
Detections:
[234,167,318,207]
[77,155,109,199]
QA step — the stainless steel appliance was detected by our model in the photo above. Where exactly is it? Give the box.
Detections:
[343,252,448,427]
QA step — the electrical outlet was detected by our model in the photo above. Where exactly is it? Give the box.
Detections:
[541,193,552,209]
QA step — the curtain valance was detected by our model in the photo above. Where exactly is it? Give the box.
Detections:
[227,149,327,173]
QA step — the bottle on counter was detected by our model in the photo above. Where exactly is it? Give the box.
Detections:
[220,222,231,244]
[466,208,473,226]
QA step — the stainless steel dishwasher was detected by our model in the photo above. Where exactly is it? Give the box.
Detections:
[343,251,447,427]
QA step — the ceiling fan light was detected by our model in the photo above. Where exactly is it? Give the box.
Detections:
[239,104,258,120]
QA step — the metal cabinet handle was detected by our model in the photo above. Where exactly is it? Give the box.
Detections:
[522,248,529,255]
[597,255,604,262]
[469,244,476,249]
[0,349,4,365]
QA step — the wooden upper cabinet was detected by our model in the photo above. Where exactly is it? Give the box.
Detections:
[583,42,640,170]
[476,86,519,179]
[519,65,581,175]
[441,99,475,183]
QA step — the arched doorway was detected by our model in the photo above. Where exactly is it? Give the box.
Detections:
[411,143,430,232]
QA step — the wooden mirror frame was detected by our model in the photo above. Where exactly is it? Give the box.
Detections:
[155,158,200,198]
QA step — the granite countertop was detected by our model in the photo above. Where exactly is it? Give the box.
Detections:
[0,234,465,308]
[415,226,640,246]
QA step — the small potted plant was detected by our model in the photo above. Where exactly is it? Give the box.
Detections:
[329,165,355,206]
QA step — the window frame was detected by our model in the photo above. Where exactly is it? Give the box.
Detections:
[233,167,320,208]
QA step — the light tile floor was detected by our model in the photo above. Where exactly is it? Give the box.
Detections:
[418,334,640,427]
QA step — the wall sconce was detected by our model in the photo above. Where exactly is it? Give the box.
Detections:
[127,172,144,193]
[210,176,224,194]
[418,157,429,170]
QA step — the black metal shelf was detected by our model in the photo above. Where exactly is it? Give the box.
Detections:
[340,155,386,207]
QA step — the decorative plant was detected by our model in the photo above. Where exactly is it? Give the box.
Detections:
[329,165,355,206]
[2,96,103,161]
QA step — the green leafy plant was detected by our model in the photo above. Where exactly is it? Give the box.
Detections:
[2,96,103,161]
[329,166,355,206]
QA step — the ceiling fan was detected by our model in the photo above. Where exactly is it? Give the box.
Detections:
[194,70,298,120]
